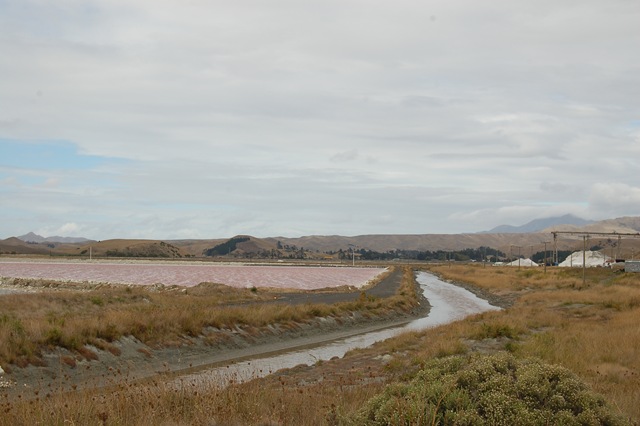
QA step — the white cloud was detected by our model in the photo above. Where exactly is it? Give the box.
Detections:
[36,222,83,238]
[56,222,82,235]
[330,149,359,163]
[1,0,639,238]
[588,183,640,218]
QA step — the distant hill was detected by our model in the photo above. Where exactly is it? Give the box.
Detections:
[74,239,186,258]
[202,235,286,258]
[544,216,640,234]
[590,216,640,233]
[483,214,593,234]
[0,237,51,255]
[17,232,93,244]
[267,233,557,254]
[2,215,639,259]
[271,216,640,254]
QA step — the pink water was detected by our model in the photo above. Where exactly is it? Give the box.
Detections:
[0,260,385,290]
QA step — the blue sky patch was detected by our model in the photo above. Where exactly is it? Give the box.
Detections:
[0,139,120,170]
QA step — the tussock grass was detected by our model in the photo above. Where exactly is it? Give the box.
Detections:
[418,264,640,421]
[361,265,639,422]
[0,266,420,425]
[2,265,638,424]
[0,267,417,368]
[0,369,386,426]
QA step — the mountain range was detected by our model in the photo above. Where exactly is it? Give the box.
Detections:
[16,232,94,244]
[482,214,594,233]
[2,215,640,259]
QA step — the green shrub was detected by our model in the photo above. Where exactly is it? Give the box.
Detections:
[90,296,105,306]
[349,352,630,425]
[0,313,25,336]
[476,322,521,339]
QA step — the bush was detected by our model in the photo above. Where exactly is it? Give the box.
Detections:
[350,352,630,425]
[476,322,521,339]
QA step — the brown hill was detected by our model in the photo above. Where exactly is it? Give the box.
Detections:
[68,239,187,258]
[269,216,640,257]
[201,235,280,257]
[166,239,228,257]
[3,216,638,260]
[0,237,50,255]
[268,234,564,256]
[235,236,278,254]
[544,216,640,234]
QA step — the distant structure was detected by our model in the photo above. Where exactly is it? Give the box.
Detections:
[558,251,609,268]
[505,258,538,267]
[551,231,640,265]
[625,261,640,273]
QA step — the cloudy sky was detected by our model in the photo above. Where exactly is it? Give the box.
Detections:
[1,0,639,240]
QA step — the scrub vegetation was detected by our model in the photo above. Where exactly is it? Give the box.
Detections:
[0,267,416,369]
[1,265,638,425]
[352,352,628,425]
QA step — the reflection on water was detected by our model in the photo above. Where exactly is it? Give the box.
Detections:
[173,271,500,388]
[406,271,499,330]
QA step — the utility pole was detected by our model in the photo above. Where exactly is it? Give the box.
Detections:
[348,244,356,267]
[510,245,522,269]
[543,241,549,274]
[583,235,587,287]
[518,246,522,269]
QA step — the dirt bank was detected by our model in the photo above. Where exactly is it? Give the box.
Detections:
[0,268,429,398]
[422,268,515,309]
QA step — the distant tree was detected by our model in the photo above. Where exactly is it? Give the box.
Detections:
[203,237,250,256]
[338,249,346,260]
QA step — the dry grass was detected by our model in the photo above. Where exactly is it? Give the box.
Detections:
[0,267,417,368]
[0,283,268,366]
[0,266,419,425]
[2,265,639,424]
[418,264,640,421]
[0,369,386,425]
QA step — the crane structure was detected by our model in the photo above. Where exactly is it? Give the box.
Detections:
[549,230,640,285]
[551,231,640,265]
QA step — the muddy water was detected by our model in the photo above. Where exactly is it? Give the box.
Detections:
[172,271,500,388]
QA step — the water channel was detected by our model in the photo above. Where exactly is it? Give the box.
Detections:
[172,271,500,389]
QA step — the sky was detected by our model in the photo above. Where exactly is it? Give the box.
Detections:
[1,0,639,240]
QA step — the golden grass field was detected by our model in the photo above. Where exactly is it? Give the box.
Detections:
[0,264,638,425]
[424,265,640,419]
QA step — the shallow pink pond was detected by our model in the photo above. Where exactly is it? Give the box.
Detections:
[0,261,385,290]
